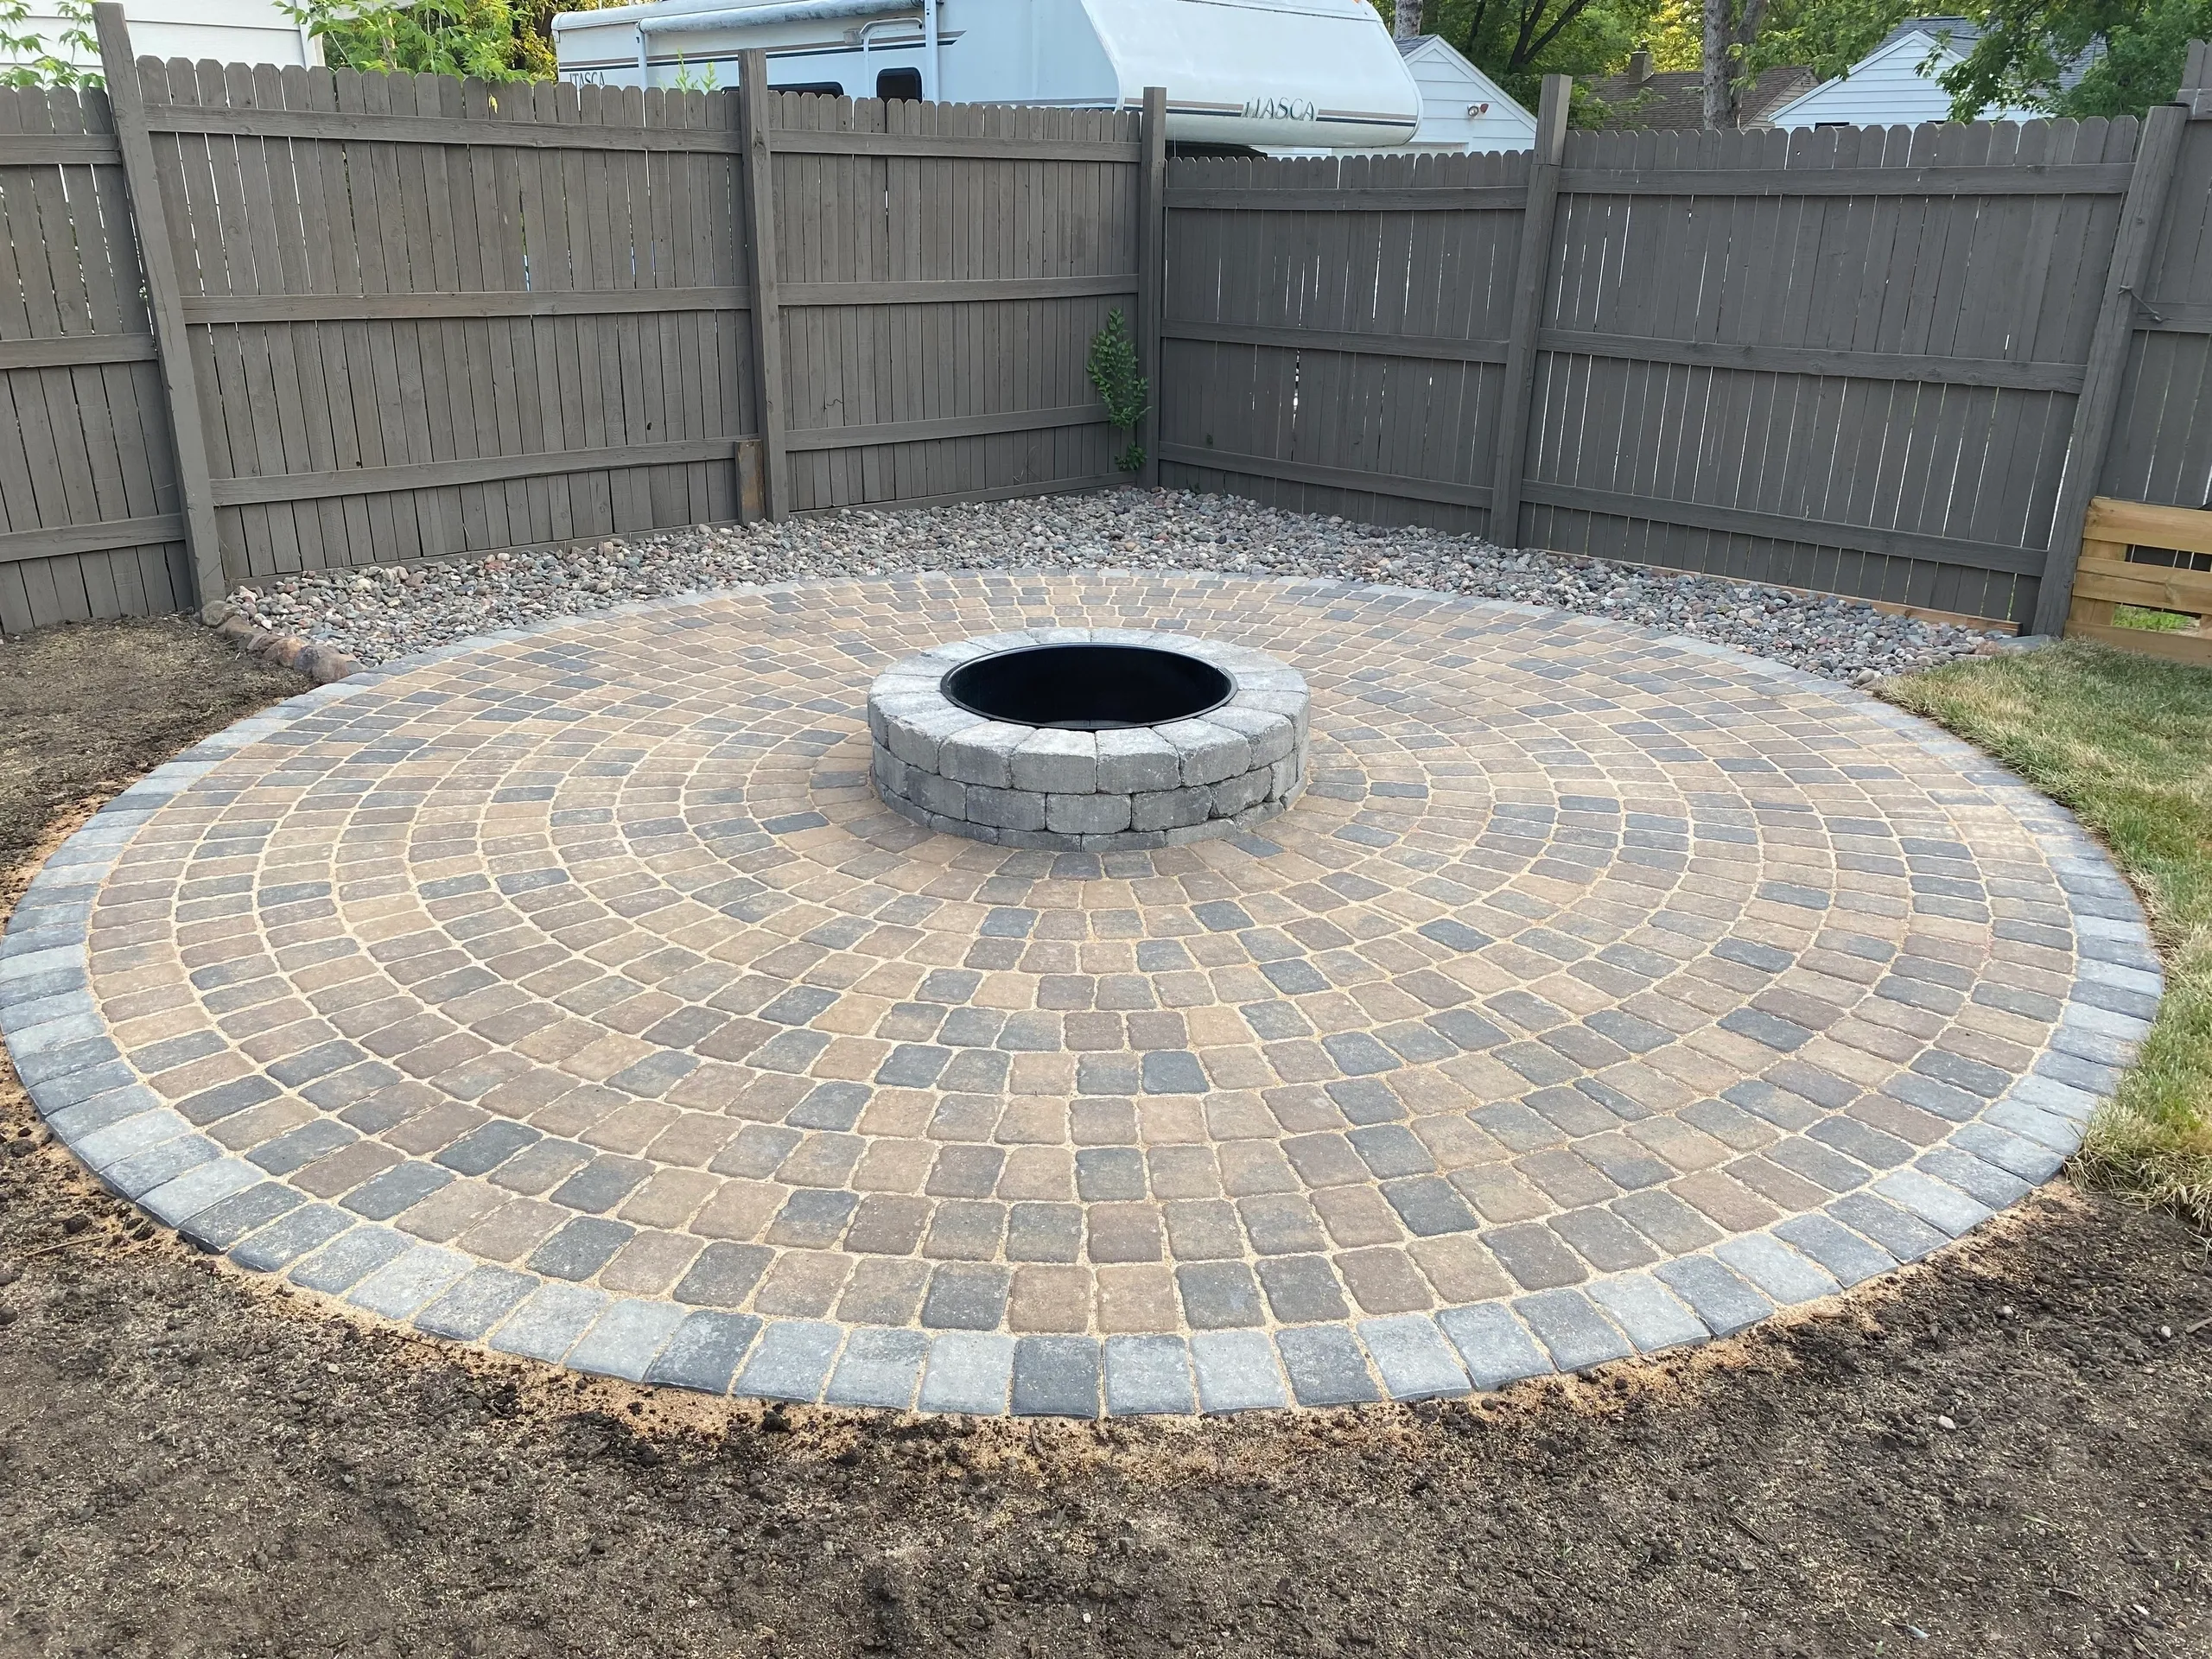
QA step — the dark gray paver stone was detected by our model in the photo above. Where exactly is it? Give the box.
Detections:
[1011,1336,1102,1416]
[1586,1274,1707,1353]
[1486,1223,1589,1289]
[1827,1192,1950,1262]
[1256,1254,1349,1323]
[1653,1256,1772,1335]
[1103,1335,1197,1414]
[1190,1330,1292,1412]
[675,1240,773,1306]
[529,1217,635,1281]
[1435,1302,1552,1389]
[1515,1288,1634,1371]
[735,1320,843,1402]
[646,1312,764,1394]
[1276,1325,1381,1406]
[289,1224,412,1294]
[340,1160,453,1220]
[921,1262,1012,1329]
[1772,1214,1898,1287]
[414,1267,537,1341]
[228,1202,353,1273]
[568,1300,688,1381]
[918,1332,1015,1414]
[1176,1261,1266,1328]
[179,1180,305,1251]
[1357,1314,1469,1400]
[825,1327,929,1408]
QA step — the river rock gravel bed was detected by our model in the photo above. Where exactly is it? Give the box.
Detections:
[221,489,2023,683]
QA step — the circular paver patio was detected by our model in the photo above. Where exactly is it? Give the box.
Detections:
[0,573,2160,1415]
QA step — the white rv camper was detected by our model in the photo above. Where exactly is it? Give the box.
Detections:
[551,0,1422,151]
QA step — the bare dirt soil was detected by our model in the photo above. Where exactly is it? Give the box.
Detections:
[2,620,2209,1659]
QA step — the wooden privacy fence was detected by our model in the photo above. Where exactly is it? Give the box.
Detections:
[10,13,2212,643]
[1160,68,2212,634]
[0,6,1159,632]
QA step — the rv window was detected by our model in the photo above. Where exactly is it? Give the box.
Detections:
[875,67,922,102]
[776,81,846,96]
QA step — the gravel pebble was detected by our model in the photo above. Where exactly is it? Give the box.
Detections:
[221,489,2027,684]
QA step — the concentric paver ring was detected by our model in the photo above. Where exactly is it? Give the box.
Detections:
[0,572,2160,1415]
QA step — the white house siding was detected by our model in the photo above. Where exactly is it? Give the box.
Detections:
[1766,29,2036,129]
[9,0,321,76]
[1398,36,1535,151]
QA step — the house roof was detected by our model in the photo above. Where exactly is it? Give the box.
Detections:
[1878,14,1984,53]
[1582,64,1817,130]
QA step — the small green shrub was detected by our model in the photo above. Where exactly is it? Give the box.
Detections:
[1087,308,1149,474]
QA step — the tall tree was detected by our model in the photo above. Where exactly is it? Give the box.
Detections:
[1743,0,1910,81]
[1701,0,1772,124]
[1419,0,1662,104]
[1938,0,2212,116]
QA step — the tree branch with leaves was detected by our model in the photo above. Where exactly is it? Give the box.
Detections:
[0,0,98,89]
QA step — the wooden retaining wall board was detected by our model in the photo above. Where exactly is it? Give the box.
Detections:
[1162,116,2141,630]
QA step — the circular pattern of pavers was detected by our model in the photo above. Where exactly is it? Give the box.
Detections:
[868,628,1310,851]
[0,573,2161,1416]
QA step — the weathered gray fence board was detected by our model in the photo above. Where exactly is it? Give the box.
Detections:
[2102,48,2212,529]
[12,35,2212,637]
[1167,111,2148,626]
[0,76,192,633]
[752,86,1133,518]
[0,44,1143,626]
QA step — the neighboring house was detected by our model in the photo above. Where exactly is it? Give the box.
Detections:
[1764,16,2056,128]
[1395,35,1535,151]
[1585,49,1815,130]
[5,0,323,74]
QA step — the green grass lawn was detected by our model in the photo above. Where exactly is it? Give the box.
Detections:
[1886,640,2212,1224]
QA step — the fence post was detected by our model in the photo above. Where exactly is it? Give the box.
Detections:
[738,50,789,523]
[92,2,226,620]
[2030,100,2189,638]
[1487,73,1569,551]
[1137,85,1167,489]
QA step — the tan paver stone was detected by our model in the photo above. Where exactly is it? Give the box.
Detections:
[397,1179,507,1243]
[600,1230,705,1294]
[1095,1264,1179,1333]
[1009,1265,1095,1332]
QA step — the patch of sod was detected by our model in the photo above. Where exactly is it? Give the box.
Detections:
[1885,640,2212,1224]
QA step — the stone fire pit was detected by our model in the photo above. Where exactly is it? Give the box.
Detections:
[866,628,1309,850]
